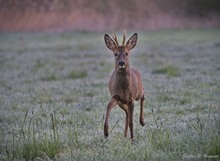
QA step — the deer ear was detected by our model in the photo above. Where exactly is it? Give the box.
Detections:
[104,34,116,51]
[126,33,138,50]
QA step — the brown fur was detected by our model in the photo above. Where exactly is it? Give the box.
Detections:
[104,32,145,140]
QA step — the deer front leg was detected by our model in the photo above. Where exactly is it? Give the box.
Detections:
[140,94,145,126]
[104,96,118,138]
[118,103,129,137]
[128,99,134,139]
[124,112,129,138]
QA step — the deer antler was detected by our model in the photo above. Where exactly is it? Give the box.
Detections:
[112,30,119,46]
[122,30,127,46]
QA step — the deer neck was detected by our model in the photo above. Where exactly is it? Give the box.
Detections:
[115,67,130,89]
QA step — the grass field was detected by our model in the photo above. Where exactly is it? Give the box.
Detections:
[0,29,220,160]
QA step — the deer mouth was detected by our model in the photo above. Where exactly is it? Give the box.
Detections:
[118,64,126,69]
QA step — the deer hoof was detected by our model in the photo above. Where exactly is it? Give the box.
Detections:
[104,131,108,139]
[104,132,108,138]
[140,119,145,126]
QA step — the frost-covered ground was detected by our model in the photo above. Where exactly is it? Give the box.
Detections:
[0,29,220,160]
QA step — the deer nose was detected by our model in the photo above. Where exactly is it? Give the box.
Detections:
[118,61,125,68]
[118,61,125,66]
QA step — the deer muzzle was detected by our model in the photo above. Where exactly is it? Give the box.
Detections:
[118,61,126,69]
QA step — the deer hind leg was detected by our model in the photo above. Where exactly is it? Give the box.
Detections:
[128,99,134,139]
[104,96,118,138]
[140,94,145,126]
[118,103,128,138]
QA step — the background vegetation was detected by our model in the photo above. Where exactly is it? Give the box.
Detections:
[0,0,220,31]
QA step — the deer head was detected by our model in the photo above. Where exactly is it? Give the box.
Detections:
[104,31,138,72]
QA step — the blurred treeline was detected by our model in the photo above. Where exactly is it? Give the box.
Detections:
[0,0,220,31]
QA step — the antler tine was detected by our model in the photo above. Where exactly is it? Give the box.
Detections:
[122,30,127,46]
[112,30,119,46]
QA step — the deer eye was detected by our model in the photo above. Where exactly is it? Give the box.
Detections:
[114,53,118,57]
[125,52,128,56]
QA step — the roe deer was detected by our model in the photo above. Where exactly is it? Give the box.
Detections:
[104,31,145,140]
